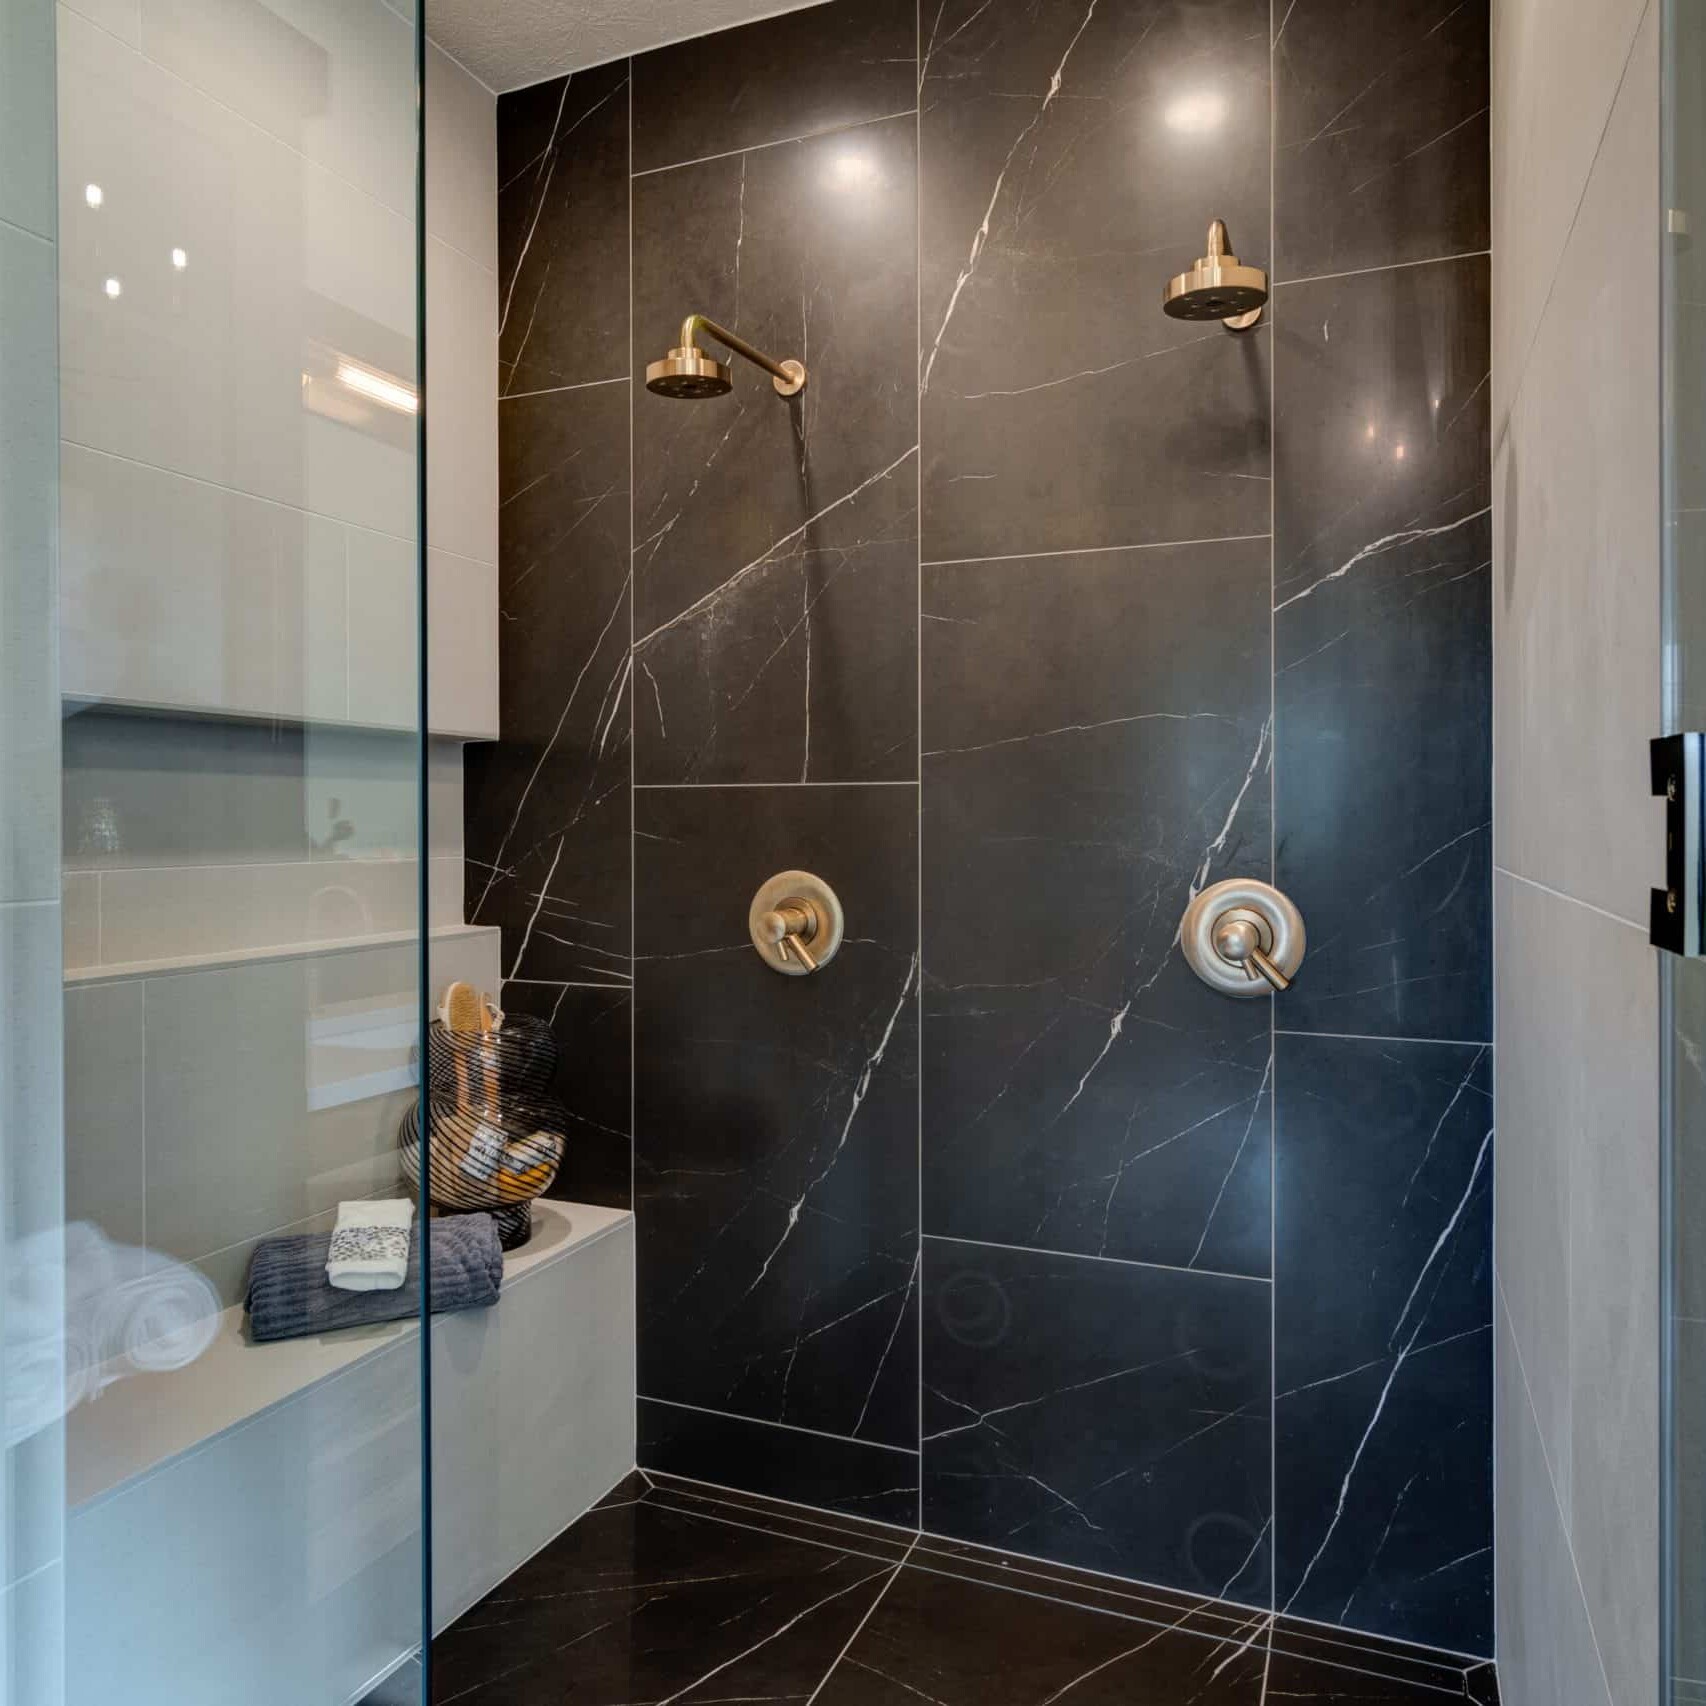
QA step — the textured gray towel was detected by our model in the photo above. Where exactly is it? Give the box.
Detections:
[245,1214,502,1344]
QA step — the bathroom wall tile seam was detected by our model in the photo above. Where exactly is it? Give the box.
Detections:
[922,1232,1270,1289]
[1271,247,1492,290]
[630,108,923,180]
[1494,864,1647,936]
[1494,0,1652,441]
[918,531,1273,569]
[645,1395,921,1456]
[915,0,926,1533]
[1496,1276,1617,1706]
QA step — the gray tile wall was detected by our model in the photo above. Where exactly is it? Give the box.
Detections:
[477,0,1493,1657]
[1491,1,1661,1703]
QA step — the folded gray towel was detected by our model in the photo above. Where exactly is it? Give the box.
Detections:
[245,1214,502,1344]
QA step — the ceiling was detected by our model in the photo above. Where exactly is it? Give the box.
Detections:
[428,0,825,93]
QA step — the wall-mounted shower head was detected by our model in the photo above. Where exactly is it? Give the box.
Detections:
[1162,220,1268,333]
[645,313,806,400]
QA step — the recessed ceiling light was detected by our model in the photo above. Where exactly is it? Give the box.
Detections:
[103,276,122,299]
[84,183,103,208]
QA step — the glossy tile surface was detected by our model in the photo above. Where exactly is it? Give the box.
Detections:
[634,785,919,1450]
[429,1472,1500,1704]
[919,0,1271,563]
[497,62,629,397]
[1274,256,1491,1042]
[631,0,915,173]
[922,540,1272,1275]
[639,1400,919,1527]
[1275,1034,1493,1654]
[922,1238,1271,1602]
[631,115,918,784]
[1274,0,1490,280]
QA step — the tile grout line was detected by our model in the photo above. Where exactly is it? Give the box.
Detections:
[802,1535,920,1706]
[1272,248,1490,290]
[639,1393,922,1456]
[924,1231,1270,1286]
[914,0,926,1540]
[1268,0,1280,1629]
[627,54,640,1480]
[922,531,1271,568]
[642,1472,1487,1689]
[631,107,920,178]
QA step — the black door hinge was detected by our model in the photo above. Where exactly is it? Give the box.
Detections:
[1652,733,1706,954]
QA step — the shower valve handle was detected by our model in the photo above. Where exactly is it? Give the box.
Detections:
[761,903,820,973]
[1211,914,1290,992]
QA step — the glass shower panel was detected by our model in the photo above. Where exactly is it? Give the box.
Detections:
[1667,4,1706,1701]
[38,2,432,1702]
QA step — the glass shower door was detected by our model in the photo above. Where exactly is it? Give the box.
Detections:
[1667,4,1706,1701]
[2,0,435,1700]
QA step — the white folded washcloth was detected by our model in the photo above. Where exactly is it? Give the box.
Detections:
[325,1199,415,1292]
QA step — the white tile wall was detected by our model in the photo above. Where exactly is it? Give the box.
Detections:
[53,0,499,740]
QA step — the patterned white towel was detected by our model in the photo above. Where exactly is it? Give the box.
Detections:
[325,1199,415,1292]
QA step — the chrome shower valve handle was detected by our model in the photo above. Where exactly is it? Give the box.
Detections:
[1180,879,1306,998]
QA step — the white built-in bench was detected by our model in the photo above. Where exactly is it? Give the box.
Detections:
[65,1198,636,1706]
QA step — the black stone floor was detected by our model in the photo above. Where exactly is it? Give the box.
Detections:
[394,1472,1499,1705]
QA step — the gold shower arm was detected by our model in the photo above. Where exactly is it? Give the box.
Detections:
[679,314,807,395]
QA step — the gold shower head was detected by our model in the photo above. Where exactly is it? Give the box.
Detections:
[645,313,806,400]
[1163,220,1268,332]
[645,347,733,399]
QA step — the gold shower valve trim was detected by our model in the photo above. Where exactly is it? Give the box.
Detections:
[646,313,806,399]
[749,871,844,976]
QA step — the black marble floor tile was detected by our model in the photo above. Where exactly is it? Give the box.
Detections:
[921,540,1272,1276]
[465,377,632,1208]
[631,0,915,174]
[815,1559,1272,1705]
[919,0,1271,564]
[632,115,918,783]
[1273,256,1491,1043]
[633,784,919,1453]
[433,1471,1494,1705]
[497,62,629,396]
[430,1472,900,1704]
[639,1402,921,1528]
[1274,0,1489,282]
[921,1237,1271,1602]
[1274,1033,1493,1656]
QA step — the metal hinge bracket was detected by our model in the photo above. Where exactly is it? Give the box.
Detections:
[1652,733,1706,955]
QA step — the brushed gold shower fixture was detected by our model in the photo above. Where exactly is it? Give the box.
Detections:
[646,313,807,399]
[1162,220,1268,333]
[749,871,844,976]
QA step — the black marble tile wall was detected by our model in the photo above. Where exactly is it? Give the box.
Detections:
[634,784,919,1471]
[630,114,918,783]
[462,383,632,1200]
[918,0,1271,564]
[923,1238,1271,1601]
[1272,257,1492,1042]
[470,0,1493,1660]
[497,62,630,396]
[921,541,1272,1278]
[1273,0,1490,282]
[1274,1034,1493,1656]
